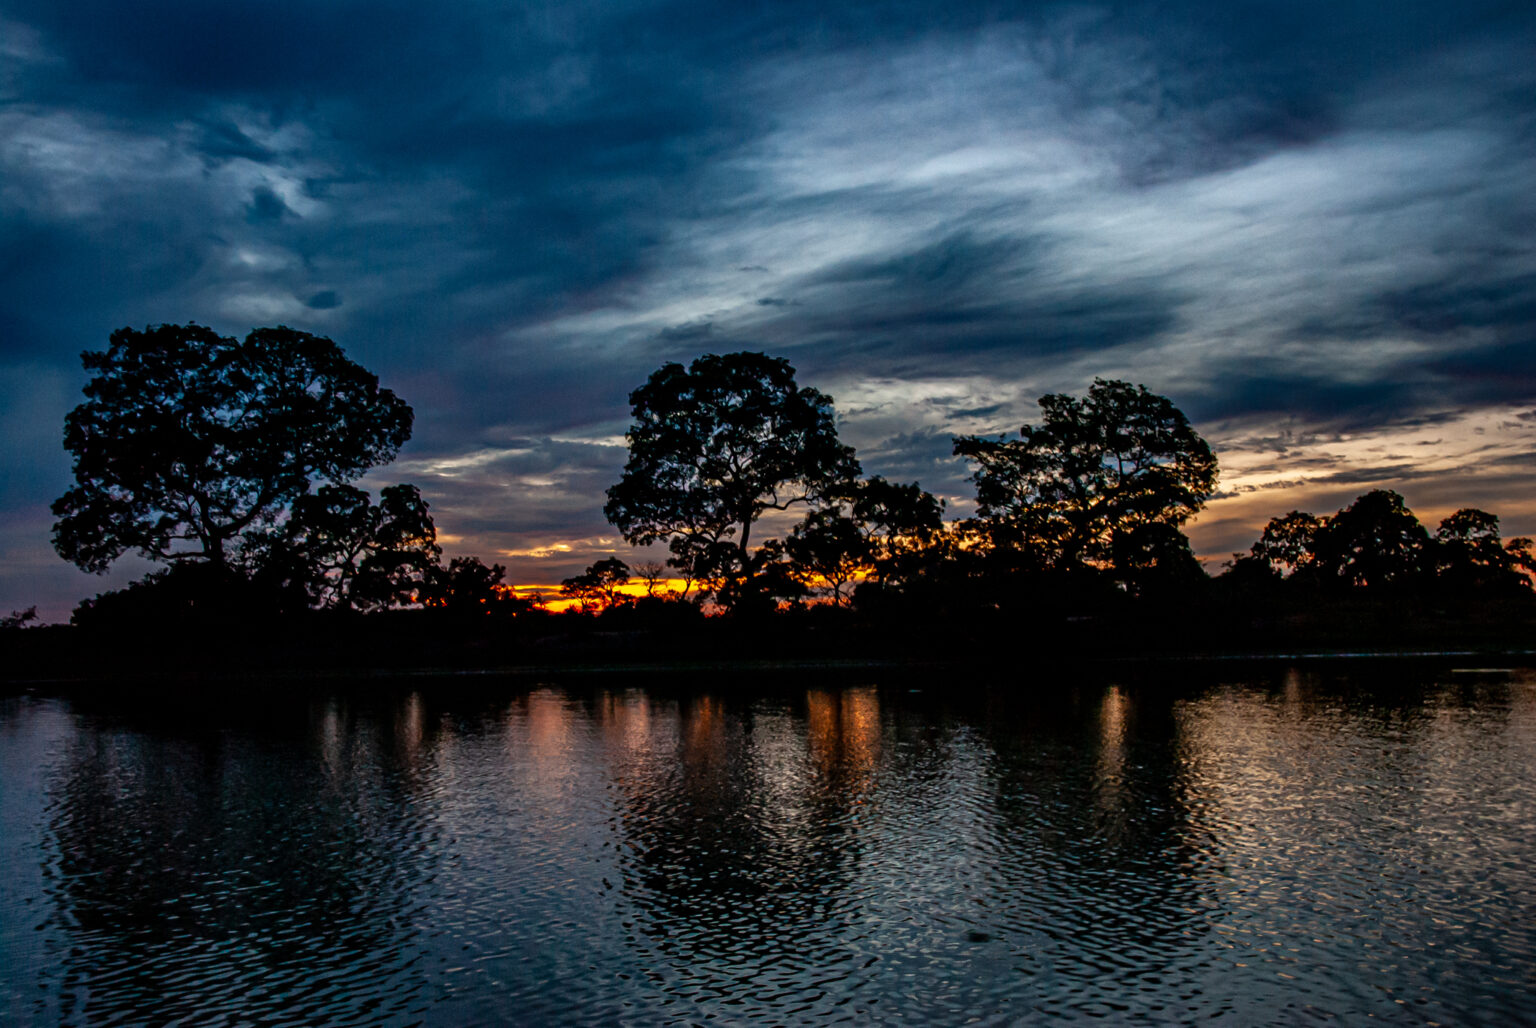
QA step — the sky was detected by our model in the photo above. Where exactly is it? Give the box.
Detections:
[2,0,1534,621]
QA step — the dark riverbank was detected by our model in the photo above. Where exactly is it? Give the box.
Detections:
[5,591,1534,688]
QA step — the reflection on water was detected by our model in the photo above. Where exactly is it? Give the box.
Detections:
[3,669,1535,1025]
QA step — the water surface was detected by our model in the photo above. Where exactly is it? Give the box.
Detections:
[3,667,1534,1024]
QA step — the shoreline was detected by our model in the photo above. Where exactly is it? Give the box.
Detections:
[5,646,1533,694]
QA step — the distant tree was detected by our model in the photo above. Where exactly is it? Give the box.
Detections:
[853,477,947,588]
[1507,537,1536,580]
[560,557,633,612]
[1249,510,1326,577]
[250,483,439,610]
[954,379,1217,574]
[729,540,810,615]
[604,352,860,605]
[422,556,510,614]
[53,324,412,574]
[785,508,869,605]
[783,476,946,603]
[632,560,670,597]
[1112,522,1208,597]
[1434,508,1531,594]
[1309,490,1430,588]
[1,606,39,630]
[1215,552,1282,592]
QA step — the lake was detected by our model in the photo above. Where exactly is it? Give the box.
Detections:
[3,666,1534,1025]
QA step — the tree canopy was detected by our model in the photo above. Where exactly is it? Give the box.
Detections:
[954,378,1217,574]
[604,352,860,603]
[252,483,440,611]
[1308,489,1430,588]
[1230,494,1536,597]
[53,324,413,574]
[560,557,632,612]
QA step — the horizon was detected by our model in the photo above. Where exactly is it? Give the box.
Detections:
[3,0,1534,621]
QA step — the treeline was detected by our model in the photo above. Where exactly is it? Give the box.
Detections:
[30,325,1536,652]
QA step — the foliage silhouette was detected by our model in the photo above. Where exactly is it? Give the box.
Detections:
[1431,508,1533,595]
[561,557,633,612]
[784,477,946,605]
[53,324,412,574]
[1248,510,1326,577]
[605,352,860,607]
[421,556,514,614]
[954,379,1216,577]
[2,606,39,630]
[71,562,294,631]
[632,560,671,597]
[1308,490,1431,589]
[784,508,867,606]
[249,483,440,611]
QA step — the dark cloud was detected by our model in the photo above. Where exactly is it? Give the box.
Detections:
[245,186,290,223]
[194,119,274,164]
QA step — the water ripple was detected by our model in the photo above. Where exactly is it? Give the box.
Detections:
[2,672,1535,1025]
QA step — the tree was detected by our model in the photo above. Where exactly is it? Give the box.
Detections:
[1434,508,1529,594]
[1249,510,1326,577]
[604,352,861,604]
[254,483,439,610]
[560,557,633,612]
[1,606,38,630]
[632,560,671,597]
[53,324,412,574]
[1309,490,1430,588]
[953,379,1217,573]
[421,556,511,613]
[784,508,869,605]
[852,476,946,588]
[1111,521,1207,597]
[782,476,946,603]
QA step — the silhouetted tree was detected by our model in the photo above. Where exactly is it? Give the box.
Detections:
[560,557,632,612]
[1,606,38,629]
[632,560,670,597]
[248,483,439,610]
[1112,521,1207,597]
[783,476,946,604]
[853,477,947,588]
[52,324,412,574]
[421,556,510,613]
[1213,552,1282,598]
[604,352,860,606]
[954,379,1216,575]
[1506,537,1536,581]
[1434,508,1532,595]
[1249,510,1326,577]
[729,540,810,615]
[784,508,868,605]
[1309,490,1430,589]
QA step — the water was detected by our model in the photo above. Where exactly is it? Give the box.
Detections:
[3,667,1535,1025]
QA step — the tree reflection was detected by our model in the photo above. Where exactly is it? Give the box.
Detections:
[37,693,444,1025]
[606,688,879,996]
[964,679,1219,1011]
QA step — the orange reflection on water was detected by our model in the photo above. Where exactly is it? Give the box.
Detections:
[683,695,732,773]
[507,688,579,796]
[1096,685,1130,829]
[597,689,660,755]
[806,687,882,783]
